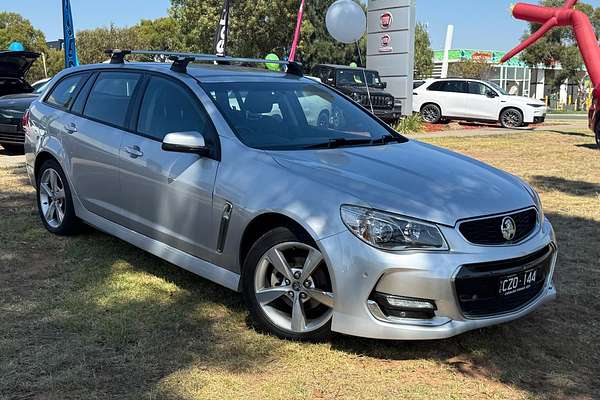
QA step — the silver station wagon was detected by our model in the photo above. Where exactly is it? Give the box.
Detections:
[24,51,557,341]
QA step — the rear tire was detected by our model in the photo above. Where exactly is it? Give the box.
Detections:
[242,227,334,341]
[1,143,24,155]
[500,108,524,128]
[420,104,442,124]
[36,159,82,236]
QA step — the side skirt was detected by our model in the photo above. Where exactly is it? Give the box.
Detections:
[73,195,240,292]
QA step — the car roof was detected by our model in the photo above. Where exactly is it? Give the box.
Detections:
[62,61,311,83]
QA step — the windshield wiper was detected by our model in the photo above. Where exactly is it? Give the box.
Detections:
[370,135,404,145]
[304,138,373,149]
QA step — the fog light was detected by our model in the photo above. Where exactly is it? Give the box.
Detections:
[371,292,437,319]
[385,295,435,310]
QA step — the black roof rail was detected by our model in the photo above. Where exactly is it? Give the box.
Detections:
[104,49,131,64]
[123,50,303,76]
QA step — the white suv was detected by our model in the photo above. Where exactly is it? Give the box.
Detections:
[413,79,547,128]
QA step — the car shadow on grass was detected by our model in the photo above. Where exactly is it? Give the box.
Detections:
[530,175,600,197]
[331,212,600,400]
[2,176,599,399]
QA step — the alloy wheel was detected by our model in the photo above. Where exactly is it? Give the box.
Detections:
[421,105,440,123]
[254,242,334,334]
[501,109,522,128]
[39,168,66,229]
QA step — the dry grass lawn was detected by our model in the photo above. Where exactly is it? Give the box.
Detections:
[1,126,599,399]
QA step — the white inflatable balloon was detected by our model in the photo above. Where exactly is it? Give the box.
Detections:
[325,0,366,44]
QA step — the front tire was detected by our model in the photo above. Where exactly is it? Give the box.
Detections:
[36,159,81,235]
[500,108,524,128]
[420,104,442,124]
[242,227,334,341]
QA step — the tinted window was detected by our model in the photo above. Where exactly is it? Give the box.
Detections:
[83,72,141,128]
[413,81,426,89]
[468,81,490,95]
[203,81,402,150]
[46,75,86,109]
[138,76,212,141]
[428,81,467,93]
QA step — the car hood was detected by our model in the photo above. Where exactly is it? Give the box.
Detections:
[0,51,40,78]
[269,141,534,227]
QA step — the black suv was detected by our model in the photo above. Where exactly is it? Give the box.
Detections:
[0,51,40,154]
[312,64,400,122]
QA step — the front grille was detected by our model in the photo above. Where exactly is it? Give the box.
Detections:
[455,245,553,317]
[459,208,538,245]
[355,94,393,110]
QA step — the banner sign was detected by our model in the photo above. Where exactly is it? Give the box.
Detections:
[62,0,79,68]
[433,49,527,67]
[214,0,231,56]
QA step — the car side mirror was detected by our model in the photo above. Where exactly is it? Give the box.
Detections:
[382,82,388,89]
[486,91,498,98]
[162,131,209,155]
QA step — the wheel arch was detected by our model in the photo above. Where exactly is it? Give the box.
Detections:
[33,151,60,186]
[420,102,443,114]
[239,212,318,278]
[499,105,524,120]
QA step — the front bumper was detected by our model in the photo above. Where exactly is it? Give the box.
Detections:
[374,106,402,121]
[318,217,557,340]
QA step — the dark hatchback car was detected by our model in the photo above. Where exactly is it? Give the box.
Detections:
[312,64,401,122]
[0,51,40,154]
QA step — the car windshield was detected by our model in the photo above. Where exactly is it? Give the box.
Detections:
[202,81,403,151]
[336,69,382,87]
[487,81,508,96]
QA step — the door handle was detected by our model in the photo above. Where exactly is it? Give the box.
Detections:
[64,122,77,134]
[124,145,144,158]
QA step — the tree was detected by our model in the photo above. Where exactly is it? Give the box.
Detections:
[520,0,600,108]
[76,24,142,64]
[448,59,494,80]
[413,23,433,79]
[168,0,364,70]
[0,12,64,82]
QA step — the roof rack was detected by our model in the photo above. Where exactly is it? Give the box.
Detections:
[103,49,303,76]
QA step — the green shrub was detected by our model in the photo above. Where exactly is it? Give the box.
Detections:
[393,114,424,134]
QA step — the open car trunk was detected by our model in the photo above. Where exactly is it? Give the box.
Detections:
[0,51,40,97]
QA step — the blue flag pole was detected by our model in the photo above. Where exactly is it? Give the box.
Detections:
[62,0,79,68]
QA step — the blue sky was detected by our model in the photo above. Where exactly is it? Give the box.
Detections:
[5,0,600,51]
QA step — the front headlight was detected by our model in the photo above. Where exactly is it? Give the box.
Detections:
[340,205,449,251]
[527,103,545,108]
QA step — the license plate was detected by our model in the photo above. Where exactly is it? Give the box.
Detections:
[498,267,541,296]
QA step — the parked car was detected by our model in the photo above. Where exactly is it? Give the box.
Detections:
[413,78,547,128]
[24,54,556,341]
[0,50,40,153]
[312,64,401,122]
[0,81,50,154]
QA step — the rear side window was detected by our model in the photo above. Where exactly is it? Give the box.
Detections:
[46,74,86,109]
[83,72,142,128]
[428,81,467,93]
[137,76,212,141]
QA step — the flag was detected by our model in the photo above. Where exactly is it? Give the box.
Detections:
[62,0,79,68]
[214,0,231,56]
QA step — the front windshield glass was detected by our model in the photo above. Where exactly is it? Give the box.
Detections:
[487,81,508,96]
[336,69,381,87]
[202,81,402,151]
